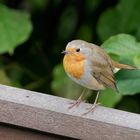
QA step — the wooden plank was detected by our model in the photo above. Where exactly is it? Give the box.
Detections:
[0,84,140,140]
[0,123,74,140]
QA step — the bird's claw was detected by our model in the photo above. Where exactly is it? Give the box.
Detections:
[82,102,101,115]
[68,99,83,109]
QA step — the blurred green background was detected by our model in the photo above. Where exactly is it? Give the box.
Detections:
[0,0,140,113]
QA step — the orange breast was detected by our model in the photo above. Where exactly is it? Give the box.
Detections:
[63,54,85,79]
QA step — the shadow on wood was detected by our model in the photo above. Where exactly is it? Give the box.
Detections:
[0,84,140,140]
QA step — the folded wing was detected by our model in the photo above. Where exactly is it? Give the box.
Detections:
[88,44,118,91]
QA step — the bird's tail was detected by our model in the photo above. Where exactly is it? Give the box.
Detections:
[112,60,137,70]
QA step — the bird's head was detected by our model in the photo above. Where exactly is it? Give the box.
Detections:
[62,40,91,61]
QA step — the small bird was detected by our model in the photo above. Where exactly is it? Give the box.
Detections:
[62,40,136,114]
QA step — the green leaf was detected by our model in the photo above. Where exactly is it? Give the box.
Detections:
[101,34,140,95]
[97,0,140,41]
[99,89,122,107]
[102,34,140,64]
[134,54,140,68]
[97,9,120,41]
[0,4,32,54]
[116,70,140,95]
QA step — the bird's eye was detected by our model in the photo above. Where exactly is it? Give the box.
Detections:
[76,48,80,52]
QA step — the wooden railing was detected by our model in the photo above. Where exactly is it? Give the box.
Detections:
[0,84,140,140]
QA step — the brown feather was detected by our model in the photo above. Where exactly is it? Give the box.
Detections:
[112,60,137,70]
[88,43,118,91]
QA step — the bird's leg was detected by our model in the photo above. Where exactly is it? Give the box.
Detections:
[68,89,86,109]
[83,91,100,115]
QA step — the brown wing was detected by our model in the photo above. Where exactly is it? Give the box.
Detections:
[88,44,118,91]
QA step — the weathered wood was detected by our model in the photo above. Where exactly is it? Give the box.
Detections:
[0,84,140,140]
[0,123,74,140]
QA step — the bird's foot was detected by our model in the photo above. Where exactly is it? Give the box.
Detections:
[68,98,83,109]
[82,102,101,115]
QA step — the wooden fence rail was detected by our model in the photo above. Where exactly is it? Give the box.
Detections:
[0,84,140,140]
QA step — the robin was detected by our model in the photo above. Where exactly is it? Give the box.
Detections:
[62,40,136,115]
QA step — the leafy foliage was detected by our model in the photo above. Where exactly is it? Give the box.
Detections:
[102,34,140,95]
[99,89,122,107]
[0,4,32,54]
[102,34,140,64]
[97,0,140,41]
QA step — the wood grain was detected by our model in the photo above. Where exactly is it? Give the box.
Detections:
[0,123,74,140]
[0,84,140,140]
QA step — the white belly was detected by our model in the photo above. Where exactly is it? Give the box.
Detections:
[66,61,104,90]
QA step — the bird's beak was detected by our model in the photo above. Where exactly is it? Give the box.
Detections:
[61,50,69,54]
